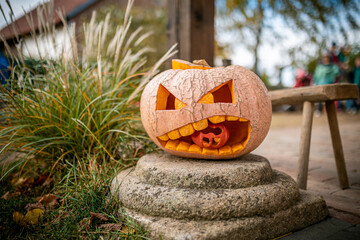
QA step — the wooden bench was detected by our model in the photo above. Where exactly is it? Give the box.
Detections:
[269,83,359,190]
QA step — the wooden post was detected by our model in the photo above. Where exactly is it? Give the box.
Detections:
[166,0,214,67]
[190,0,214,65]
[325,101,349,189]
[297,101,314,190]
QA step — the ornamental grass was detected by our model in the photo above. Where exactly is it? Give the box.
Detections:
[0,0,176,179]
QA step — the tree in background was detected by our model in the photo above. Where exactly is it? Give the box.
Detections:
[217,0,360,84]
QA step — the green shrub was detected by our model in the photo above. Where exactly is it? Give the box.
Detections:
[0,0,177,179]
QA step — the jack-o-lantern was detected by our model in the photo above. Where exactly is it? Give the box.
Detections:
[140,59,272,159]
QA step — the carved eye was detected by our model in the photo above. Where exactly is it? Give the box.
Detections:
[156,84,187,110]
[198,80,234,104]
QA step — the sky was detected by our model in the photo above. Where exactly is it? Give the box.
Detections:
[215,15,303,87]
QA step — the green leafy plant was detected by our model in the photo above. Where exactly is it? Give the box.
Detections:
[0,0,177,179]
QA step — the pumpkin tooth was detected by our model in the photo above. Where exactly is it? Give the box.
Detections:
[239,118,248,122]
[232,143,245,153]
[176,141,191,152]
[179,124,195,137]
[226,116,239,121]
[192,119,208,131]
[165,140,180,150]
[202,148,218,155]
[214,137,220,143]
[208,115,225,124]
[158,134,169,141]
[167,129,181,140]
[219,146,233,155]
[188,144,202,154]
[202,140,211,148]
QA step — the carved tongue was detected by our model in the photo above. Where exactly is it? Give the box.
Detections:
[191,122,229,149]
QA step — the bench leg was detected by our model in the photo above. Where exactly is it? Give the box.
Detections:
[297,101,314,190]
[325,101,349,189]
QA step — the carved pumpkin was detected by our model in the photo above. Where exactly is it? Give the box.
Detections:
[140,59,272,159]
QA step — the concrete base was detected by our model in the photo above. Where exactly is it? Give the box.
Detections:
[111,153,328,240]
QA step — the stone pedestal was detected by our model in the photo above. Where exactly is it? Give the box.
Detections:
[111,153,328,240]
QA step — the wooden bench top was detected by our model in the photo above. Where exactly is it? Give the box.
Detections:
[270,83,359,106]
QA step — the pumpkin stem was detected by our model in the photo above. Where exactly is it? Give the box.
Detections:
[192,59,210,67]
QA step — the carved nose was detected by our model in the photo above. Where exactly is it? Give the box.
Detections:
[191,122,229,149]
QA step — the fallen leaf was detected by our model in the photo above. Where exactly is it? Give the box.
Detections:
[11,176,22,186]
[35,175,52,186]
[16,177,35,189]
[37,194,59,210]
[1,191,21,200]
[121,225,135,235]
[1,192,10,199]
[42,177,52,186]
[98,223,123,231]
[78,217,91,231]
[90,212,109,222]
[13,211,26,226]
[25,202,45,212]
[24,208,44,225]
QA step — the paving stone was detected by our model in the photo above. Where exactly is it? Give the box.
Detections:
[326,228,360,240]
[323,194,360,217]
[307,179,342,194]
[253,114,360,222]
[281,218,352,240]
[328,208,360,225]
[332,188,360,201]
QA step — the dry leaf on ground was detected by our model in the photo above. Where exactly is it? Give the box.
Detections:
[25,202,45,212]
[98,223,123,231]
[121,225,136,235]
[12,177,35,189]
[34,175,52,186]
[36,194,59,210]
[1,191,21,200]
[90,212,109,222]
[24,208,44,225]
[13,212,26,226]
[13,208,44,226]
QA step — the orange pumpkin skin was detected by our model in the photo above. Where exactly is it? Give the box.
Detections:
[140,61,272,159]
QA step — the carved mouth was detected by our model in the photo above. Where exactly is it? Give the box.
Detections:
[157,116,251,156]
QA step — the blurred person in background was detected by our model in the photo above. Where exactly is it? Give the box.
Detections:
[294,68,312,88]
[336,46,351,110]
[329,42,339,64]
[337,45,350,81]
[346,56,360,114]
[313,53,340,115]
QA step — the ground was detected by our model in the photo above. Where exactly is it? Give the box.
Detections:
[253,111,360,225]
